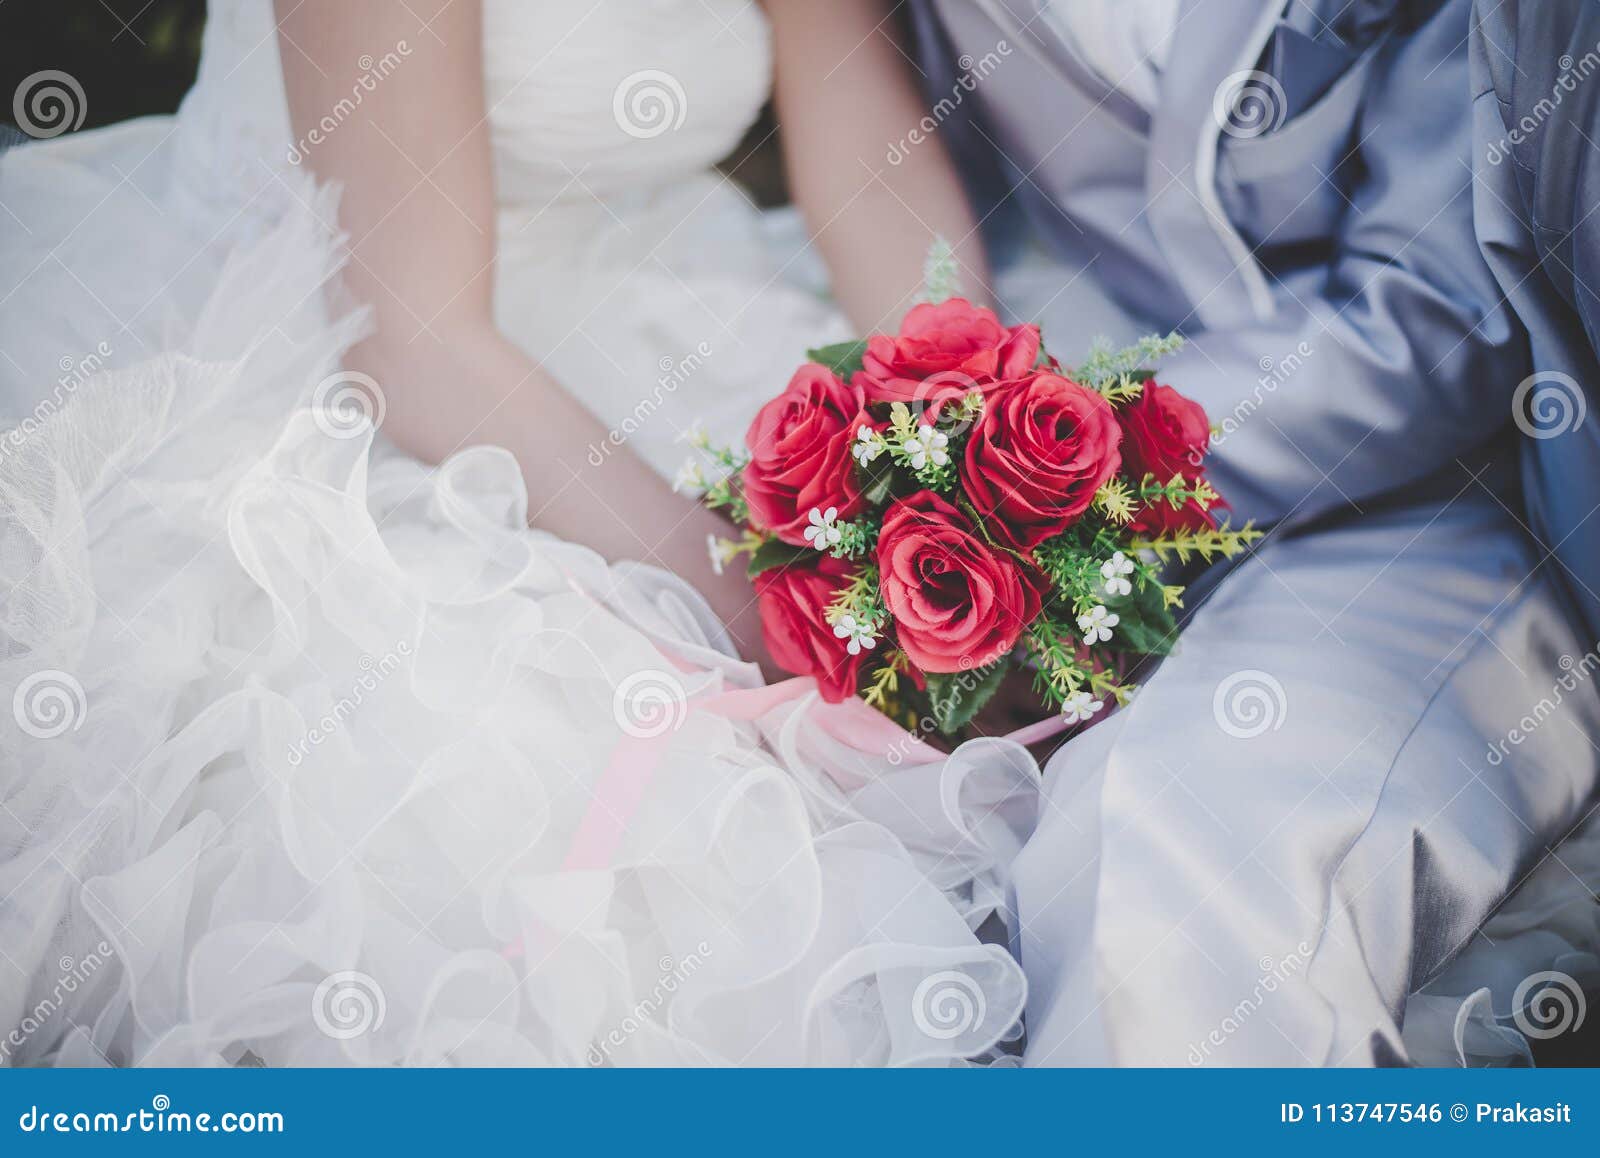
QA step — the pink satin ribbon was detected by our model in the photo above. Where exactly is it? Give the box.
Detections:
[560,672,1067,875]
[529,575,1065,927]
[503,575,1069,965]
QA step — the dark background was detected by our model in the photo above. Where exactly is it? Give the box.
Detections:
[3,0,206,134]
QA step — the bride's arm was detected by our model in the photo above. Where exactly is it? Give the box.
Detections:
[765,0,991,330]
[274,0,769,662]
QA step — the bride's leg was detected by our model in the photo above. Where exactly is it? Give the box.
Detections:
[1014,484,1600,1066]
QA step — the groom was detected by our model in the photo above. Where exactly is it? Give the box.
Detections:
[909,0,1600,1064]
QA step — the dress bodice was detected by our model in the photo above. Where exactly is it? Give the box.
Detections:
[483,0,771,204]
[182,0,771,208]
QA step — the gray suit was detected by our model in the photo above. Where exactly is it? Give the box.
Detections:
[1470,0,1600,648]
[912,0,1600,1064]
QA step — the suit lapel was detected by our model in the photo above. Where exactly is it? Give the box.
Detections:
[1146,0,1283,327]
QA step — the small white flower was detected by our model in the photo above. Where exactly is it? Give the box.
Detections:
[674,459,706,496]
[832,614,879,656]
[803,506,843,552]
[900,424,950,471]
[1100,551,1135,597]
[854,424,883,465]
[707,533,726,576]
[1076,604,1119,645]
[1061,691,1104,725]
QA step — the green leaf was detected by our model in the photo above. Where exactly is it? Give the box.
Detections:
[862,468,897,506]
[1071,332,1185,390]
[920,237,961,304]
[746,538,813,578]
[925,661,1009,735]
[806,339,870,380]
[1108,581,1179,657]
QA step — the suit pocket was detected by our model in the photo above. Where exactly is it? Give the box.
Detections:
[1217,30,1390,248]
[1264,21,1358,121]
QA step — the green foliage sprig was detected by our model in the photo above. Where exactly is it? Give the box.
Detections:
[1072,332,1186,394]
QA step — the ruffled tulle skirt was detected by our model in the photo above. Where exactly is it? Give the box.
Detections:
[0,121,1034,1066]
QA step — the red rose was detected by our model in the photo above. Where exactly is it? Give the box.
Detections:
[744,364,868,546]
[854,298,1040,404]
[960,373,1123,550]
[1120,383,1218,535]
[876,491,1044,673]
[1120,382,1212,480]
[754,556,869,703]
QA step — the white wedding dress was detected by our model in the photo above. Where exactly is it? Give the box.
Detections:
[0,0,1035,1066]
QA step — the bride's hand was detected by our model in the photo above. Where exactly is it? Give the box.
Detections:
[276,0,774,674]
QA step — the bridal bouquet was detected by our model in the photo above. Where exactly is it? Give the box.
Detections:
[681,246,1259,737]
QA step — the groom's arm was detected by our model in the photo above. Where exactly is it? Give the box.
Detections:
[1162,0,1527,530]
[765,0,991,332]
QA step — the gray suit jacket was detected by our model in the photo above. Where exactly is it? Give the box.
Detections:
[907,2,1600,1066]
[1470,0,1600,644]
[910,0,1528,533]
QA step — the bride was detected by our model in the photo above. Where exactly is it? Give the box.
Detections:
[0,0,1035,1065]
